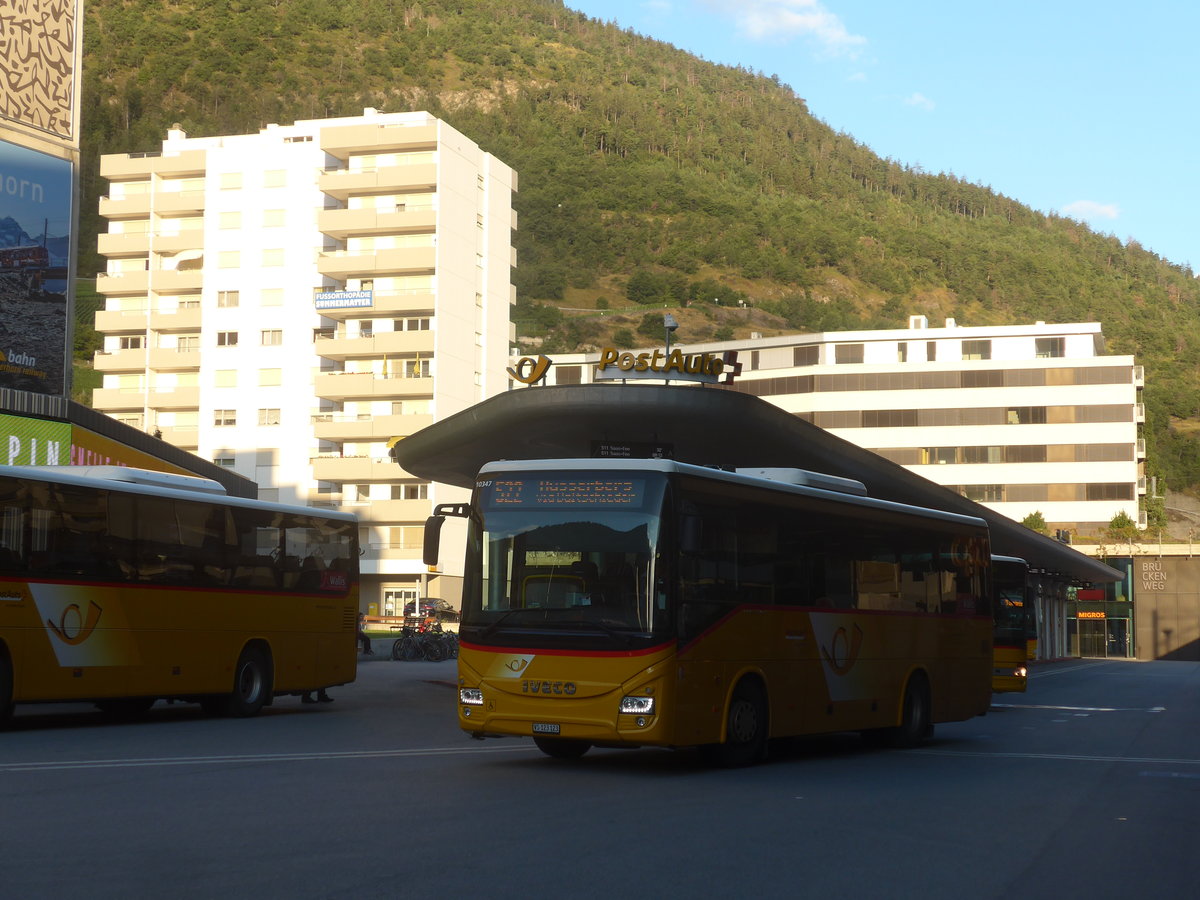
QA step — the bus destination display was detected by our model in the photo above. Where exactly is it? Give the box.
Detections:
[486,477,645,507]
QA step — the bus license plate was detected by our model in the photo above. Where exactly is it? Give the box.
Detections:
[532,723,560,734]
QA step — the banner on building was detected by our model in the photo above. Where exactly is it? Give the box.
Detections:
[0,139,72,397]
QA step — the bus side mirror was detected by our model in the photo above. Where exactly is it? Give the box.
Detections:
[423,503,470,567]
[423,515,445,567]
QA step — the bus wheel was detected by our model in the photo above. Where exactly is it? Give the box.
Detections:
[0,651,13,726]
[223,646,272,718]
[889,673,932,748]
[702,679,769,768]
[533,737,591,759]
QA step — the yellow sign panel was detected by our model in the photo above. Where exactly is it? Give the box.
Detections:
[70,426,192,475]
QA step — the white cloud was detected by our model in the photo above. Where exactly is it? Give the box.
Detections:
[848,71,867,82]
[1061,200,1119,221]
[703,0,867,57]
[903,92,935,111]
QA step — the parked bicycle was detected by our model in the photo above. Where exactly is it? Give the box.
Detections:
[390,623,458,661]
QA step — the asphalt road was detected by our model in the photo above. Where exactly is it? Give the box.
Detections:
[1,657,1198,899]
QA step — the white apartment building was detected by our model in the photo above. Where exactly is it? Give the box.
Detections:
[543,316,1144,535]
[92,109,516,614]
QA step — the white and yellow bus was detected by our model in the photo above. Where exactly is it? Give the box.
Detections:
[0,465,358,723]
[426,458,993,766]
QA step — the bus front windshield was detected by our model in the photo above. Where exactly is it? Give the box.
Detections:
[462,471,670,648]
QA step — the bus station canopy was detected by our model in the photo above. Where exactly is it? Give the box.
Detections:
[391,383,1120,585]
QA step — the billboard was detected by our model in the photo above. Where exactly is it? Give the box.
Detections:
[0,138,72,396]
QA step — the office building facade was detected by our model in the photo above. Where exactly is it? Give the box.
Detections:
[545,316,1144,535]
[92,109,516,613]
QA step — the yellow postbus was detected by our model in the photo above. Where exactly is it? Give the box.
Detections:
[0,465,359,724]
[991,556,1029,693]
[425,458,993,766]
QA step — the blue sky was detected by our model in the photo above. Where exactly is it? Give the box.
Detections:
[567,0,1198,271]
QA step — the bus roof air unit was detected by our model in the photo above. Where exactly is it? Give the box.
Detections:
[734,467,868,496]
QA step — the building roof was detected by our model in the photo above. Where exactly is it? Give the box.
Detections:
[392,383,1121,584]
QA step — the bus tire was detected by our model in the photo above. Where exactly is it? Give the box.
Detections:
[702,678,769,768]
[223,645,272,718]
[533,737,591,759]
[0,648,13,726]
[888,672,932,748]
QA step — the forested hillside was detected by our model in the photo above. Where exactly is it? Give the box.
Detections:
[78,0,1200,493]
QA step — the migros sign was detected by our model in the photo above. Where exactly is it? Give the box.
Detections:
[507,347,742,386]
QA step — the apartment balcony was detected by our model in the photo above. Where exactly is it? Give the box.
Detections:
[98,231,204,257]
[1136,438,1146,459]
[101,149,207,179]
[318,163,438,200]
[1137,476,1147,495]
[154,269,204,292]
[313,329,434,362]
[310,290,435,322]
[312,412,433,442]
[99,194,152,218]
[156,425,199,449]
[96,270,149,295]
[93,348,148,373]
[349,498,431,523]
[319,122,437,159]
[93,386,201,412]
[361,543,423,564]
[1135,403,1146,423]
[150,305,202,332]
[317,206,436,239]
[1133,365,1145,387]
[148,347,202,372]
[313,371,433,402]
[316,246,436,279]
[94,307,149,333]
[310,454,398,482]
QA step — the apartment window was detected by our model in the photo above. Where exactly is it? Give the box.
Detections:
[263,209,285,228]
[260,329,283,346]
[929,447,957,465]
[264,170,286,188]
[962,339,991,361]
[177,335,200,351]
[214,409,236,426]
[392,483,429,500]
[835,343,864,364]
[897,342,908,363]
[555,365,582,385]
[217,290,239,308]
[395,317,431,331]
[1086,483,1135,501]
[213,454,235,468]
[219,172,242,190]
[1005,445,1048,463]
[118,335,144,350]
[927,341,937,361]
[1036,337,1065,358]
[219,211,241,229]
[257,408,281,426]
[962,446,1003,464]
[964,484,1004,502]
[354,484,371,502]
[792,345,819,366]
[406,358,430,378]
[862,409,918,427]
[1006,406,1047,425]
[262,248,284,267]
[215,369,237,387]
[218,251,240,268]
[115,414,144,428]
[258,369,282,387]
[260,288,283,307]
[217,331,238,347]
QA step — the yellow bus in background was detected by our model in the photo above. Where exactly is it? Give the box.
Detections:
[991,556,1030,693]
[0,465,358,724]
[426,458,993,766]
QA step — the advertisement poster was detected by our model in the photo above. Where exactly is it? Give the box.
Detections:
[0,139,72,396]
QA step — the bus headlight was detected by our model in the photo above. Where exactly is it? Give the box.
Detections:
[460,687,484,706]
[619,696,655,715]
[1015,666,1028,678]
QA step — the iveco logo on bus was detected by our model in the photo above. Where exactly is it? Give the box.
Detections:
[522,680,577,695]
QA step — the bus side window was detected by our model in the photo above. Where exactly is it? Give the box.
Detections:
[0,479,25,573]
